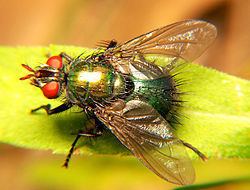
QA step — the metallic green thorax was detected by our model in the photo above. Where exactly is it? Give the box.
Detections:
[67,57,178,122]
[67,58,126,104]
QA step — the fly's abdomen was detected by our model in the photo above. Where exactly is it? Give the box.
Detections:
[132,77,179,122]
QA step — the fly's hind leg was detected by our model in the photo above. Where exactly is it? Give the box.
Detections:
[181,140,207,161]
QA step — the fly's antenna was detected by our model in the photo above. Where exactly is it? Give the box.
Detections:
[19,64,35,80]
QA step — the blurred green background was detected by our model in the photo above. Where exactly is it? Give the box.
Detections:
[0,0,250,189]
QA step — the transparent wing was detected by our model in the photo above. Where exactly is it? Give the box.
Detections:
[108,20,217,61]
[95,100,195,185]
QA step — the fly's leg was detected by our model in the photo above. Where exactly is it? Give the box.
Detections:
[31,102,72,115]
[106,39,117,49]
[60,52,73,63]
[63,115,103,168]
[63,132,81,168]
[46,52,73,62]
[181,140,207,161]
[63,129,103,168]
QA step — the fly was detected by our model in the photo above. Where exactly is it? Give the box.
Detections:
[20,20,217,185]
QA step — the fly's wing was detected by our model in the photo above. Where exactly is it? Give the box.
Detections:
[95,100,195,185]
[107,20,217,62]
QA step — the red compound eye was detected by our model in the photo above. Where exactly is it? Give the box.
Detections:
[46,55,63,69]
[41,81,60,99]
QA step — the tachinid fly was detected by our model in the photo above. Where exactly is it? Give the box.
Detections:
[20,20,217,185]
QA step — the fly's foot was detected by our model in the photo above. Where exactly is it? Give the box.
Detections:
[31,104,51,114]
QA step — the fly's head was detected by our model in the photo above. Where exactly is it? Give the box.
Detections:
[20,55,67,99]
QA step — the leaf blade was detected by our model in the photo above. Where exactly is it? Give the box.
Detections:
[0,45,249,158]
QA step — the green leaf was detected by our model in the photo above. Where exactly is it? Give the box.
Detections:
[0,45,249,158]
[174,177,250,190]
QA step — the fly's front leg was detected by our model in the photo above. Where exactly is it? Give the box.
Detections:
[60,52,73,63]
[31,102,72,115]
